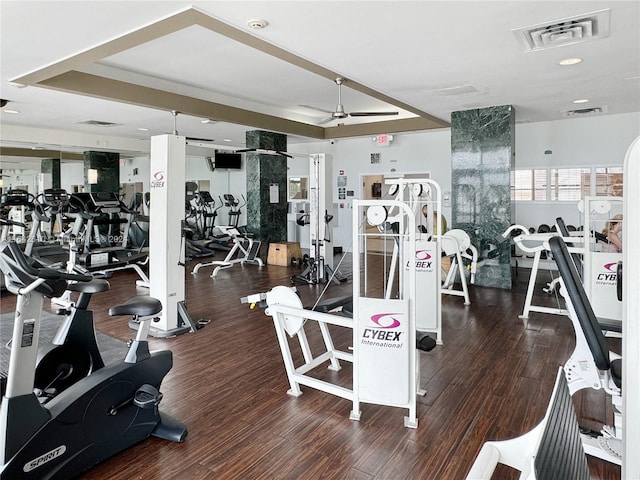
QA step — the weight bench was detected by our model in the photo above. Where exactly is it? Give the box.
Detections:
[466,367,589,480]
[309,295,434,352]
[549,236,623,464]
[309,295,353,313]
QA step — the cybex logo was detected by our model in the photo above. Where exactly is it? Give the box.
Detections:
[370,313,401,329]
[23,445,66,472]
[596,263,618,285]
[415,250,432,261]
[407,249,433,271]
[361,313,404,346]
[150,170,166,189]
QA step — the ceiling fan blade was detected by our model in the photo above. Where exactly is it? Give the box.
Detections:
[298,104,334,114]
[317,116,335,125]
[235,148,293,158]
[348,111,399,117]
[186,136,216,142]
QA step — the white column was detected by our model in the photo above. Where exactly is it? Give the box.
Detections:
[149,134,187,334]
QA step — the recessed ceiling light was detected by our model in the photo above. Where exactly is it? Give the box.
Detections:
[201,119,217,124]
[137,127,149,131]
[558,57,583,66]
[223,139,232,142]
[573,99,590,104]
[2,109,20,114]
[247,19,268,29]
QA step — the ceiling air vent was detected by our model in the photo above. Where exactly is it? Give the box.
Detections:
[513,9,610,52]
[561,106,607,118]
[433,84,481,96]
[76,119,121,127]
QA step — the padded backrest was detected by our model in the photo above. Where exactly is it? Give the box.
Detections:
[555,217,583,278]
[549,237,610,370]
[534,369,590,480]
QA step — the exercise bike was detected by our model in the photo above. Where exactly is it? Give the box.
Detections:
[0,241,187,479]
[34,275,111,400]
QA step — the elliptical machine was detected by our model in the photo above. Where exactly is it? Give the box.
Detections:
[0,241,187,479]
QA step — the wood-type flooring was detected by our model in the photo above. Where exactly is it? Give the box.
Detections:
[0,254,621,479]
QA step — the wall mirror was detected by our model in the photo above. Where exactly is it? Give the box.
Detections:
[287,176,308,201]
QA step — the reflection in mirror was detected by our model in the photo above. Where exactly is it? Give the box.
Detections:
[288,176,308,201]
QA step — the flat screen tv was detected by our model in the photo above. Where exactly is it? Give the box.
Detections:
[214,152,242,170]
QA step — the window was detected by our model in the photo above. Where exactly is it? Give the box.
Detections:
[511,169,547,200]
[511,166,623,202]
[595,167,623,197]
[550,168,591,201]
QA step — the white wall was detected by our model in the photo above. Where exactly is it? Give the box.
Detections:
[60,161,84,193]
[288,112,639,247]
[289,129,452,248]
[513,112,639,229]
[515,113,639,167]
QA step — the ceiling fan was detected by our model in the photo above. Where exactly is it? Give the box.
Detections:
[311,78,399,124]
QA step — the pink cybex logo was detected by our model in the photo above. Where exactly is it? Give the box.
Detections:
[370,313,401,329]
[362,312,403,343]
[150,171,166,189]
[415,250,432,261]
[603,262,617,273]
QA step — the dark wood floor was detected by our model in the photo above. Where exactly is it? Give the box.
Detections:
[1,255,621,479]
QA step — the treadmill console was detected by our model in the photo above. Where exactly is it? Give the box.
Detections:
[89,192,121,208]
[43,189,70,208]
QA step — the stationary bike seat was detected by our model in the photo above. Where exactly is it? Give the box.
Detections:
[109,296,162,317]
[67,279,110,294]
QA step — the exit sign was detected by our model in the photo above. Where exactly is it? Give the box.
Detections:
[374,134,393,146]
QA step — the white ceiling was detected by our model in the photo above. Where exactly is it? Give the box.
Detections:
[1,1,639,156]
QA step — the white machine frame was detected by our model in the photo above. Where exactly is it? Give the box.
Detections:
[352,198,423,427]
[466,368,588,480]
[242,286,354,401]
[242,197,427,428]
[622,134,639,479]
[548,235,623,465]
[192,225,263,278]
[383,178,443,341]
[581,196,623,322]
[440,229,478,305]
[503,225,583,319]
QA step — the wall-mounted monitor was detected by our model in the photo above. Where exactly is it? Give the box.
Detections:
[214,152,242,170]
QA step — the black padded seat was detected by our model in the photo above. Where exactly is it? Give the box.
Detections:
[109,296,162,317]
[550,237,610,371]
[342,302,353,318]
[611,359,622,389]
[310,295,353,313]
[67,279,110,294]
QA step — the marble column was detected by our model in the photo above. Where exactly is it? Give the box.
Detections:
[83,151,120,193]
[451,105,515,289]
[245,130,288,250]
[41,158,61,188]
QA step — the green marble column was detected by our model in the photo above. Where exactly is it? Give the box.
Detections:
[83,151,120,193]
[41,158,61,188]
[451,105,515,289]
[245,130,288,248]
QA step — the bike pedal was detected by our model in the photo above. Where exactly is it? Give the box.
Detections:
[133,384,163,409]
